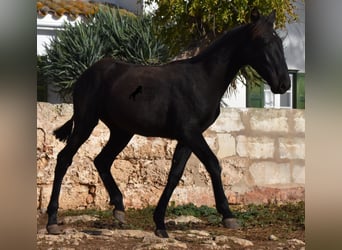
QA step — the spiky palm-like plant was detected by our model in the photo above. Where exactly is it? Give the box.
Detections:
[40,7,171,102]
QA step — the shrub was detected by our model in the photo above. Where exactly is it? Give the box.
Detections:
[40,7,171,102]
[37,55,48,102]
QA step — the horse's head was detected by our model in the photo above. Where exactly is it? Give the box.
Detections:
[245,9,291,94]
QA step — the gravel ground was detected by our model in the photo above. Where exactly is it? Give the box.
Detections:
[37,212,305,249]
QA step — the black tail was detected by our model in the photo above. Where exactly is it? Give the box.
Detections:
[53,117,74,142]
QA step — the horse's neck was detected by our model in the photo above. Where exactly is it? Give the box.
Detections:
[195,25,249,97]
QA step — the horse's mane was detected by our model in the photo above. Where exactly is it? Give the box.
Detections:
[183,23,251,64]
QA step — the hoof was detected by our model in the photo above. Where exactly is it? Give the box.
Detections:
[222,218,240,229]
[113,209,127,224]
[155,229,169,238]
[46,224,63,235]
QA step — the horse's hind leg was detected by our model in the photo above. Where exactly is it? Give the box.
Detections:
[46,122,97,234]
[93,128,133,224]
[154,142,192,238]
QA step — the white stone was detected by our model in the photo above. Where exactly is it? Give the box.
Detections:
[228,236,254,247]
[249,162,291,185]
[204,135,218,152]
[269,234,279,241]
[237,136,275,159]
[187,230,211,237]
[165,215,204,225]
[210,109,244,132]
[294,111,305,133]
[287,238,305,246]
[292,165,305,184]
[216,134,236,158]
[279,137,305,159]
[62,215,99,224]
[215,235,230,243]
[250,109,289,133]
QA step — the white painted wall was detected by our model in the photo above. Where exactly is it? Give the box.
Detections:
[281,1,305,73]
[37,15,83,103]
[221,81,247,108]
[37,15,82,55]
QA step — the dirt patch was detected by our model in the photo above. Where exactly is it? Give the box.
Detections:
[37,204,305,249]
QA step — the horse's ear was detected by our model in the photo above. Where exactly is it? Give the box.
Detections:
[267,10,276,24]
[251,8,260,23]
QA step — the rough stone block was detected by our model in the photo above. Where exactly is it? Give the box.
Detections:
[292,165,305,184]
[120,136,174,160]
[203,134,218,153]
[293,111,305,133]
[279,137,305,159]
[39,185,52,210]
[236,136,275,159]
[210,109,244,132]
[220,156,250,187]
[241,186,305,204]
[65,160,99,185]
[216,134,236,158]
[59,184,89,209]
[250,109,289,133]
[249,162,291,185]
[171,186,215,207]
[221,163,244,186]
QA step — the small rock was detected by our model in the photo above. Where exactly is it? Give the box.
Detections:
[228,236,254,247]
[187,230,210,237]
[99,229,114,236]
[215,235,230,244]
[142,235,165,244]
[72,239,80,246]
[63,227,78,235]
[86,194,94,204]
[202,240,217,249]
[118,229,154,239]
[287,238,305,246]
[269,234,279,241]
[137,236,187,250]
[62,215,99,224]
[37,228,47,235]
[89,185,96,194]
[166,215,203,225]
[151,241,187,249]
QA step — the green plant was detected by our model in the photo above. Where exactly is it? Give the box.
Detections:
[59,201,304,231]
[37,55,48,102]
[40,6,171,102]
[234,202,305,229]
[146,0,301,55]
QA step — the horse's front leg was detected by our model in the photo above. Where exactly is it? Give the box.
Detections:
[183,131,240,229]
[153,142,192,238]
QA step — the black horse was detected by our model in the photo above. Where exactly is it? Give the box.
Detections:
[46,9,290,238]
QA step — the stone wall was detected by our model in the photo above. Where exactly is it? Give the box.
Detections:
[37,102,305,211]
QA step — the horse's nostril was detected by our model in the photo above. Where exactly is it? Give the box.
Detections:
[280,85,285,93]
[279,83,290,94]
